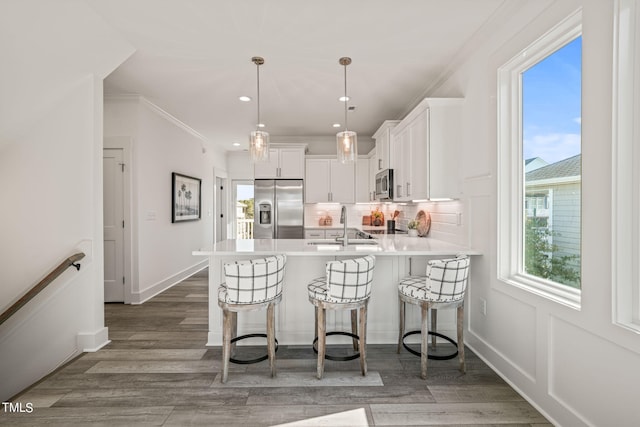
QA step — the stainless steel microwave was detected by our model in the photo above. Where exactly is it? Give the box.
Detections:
[375,169,394,200]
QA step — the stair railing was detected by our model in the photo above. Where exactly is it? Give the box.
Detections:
[0,252,85,326]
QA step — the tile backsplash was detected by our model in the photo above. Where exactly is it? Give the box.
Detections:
[304,200,466,246]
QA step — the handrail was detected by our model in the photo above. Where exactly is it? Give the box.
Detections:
[0,252,85,326]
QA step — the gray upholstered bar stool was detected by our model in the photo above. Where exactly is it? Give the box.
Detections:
[397,255,470,379]
[307,255,376,379]
[217,254,286,383]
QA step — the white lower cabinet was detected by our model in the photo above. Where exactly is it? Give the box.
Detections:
[304,229,325,239]
[304,229,358,239]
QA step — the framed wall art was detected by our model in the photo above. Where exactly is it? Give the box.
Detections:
[172,172,201,223]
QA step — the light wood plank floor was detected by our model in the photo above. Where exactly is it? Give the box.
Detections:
[1,269,551,426]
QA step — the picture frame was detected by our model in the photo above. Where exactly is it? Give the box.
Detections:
[172,172,201,223]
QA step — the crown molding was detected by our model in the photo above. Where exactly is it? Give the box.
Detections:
[104,94,210,143]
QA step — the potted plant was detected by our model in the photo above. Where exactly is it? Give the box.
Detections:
[371,209,384,226]
[407,220,419,237]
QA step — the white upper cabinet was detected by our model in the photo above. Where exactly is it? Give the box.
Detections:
[372,120,400,172]
[305,158,355,203]
[390,98,463,201]
[254,146,306,179]
[356,156,372,203]
[369,152,378,202]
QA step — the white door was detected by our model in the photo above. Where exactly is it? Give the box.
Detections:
[103,148,125,302]
[215,177,227,242]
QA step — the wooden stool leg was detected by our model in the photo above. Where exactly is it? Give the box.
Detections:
[397,299,405,354]
[317,306,326,379]
[314,306,318,339]
[359,303,368,376]
[431,308,437,348]
[221,309,232,384]
[420,303,429,380]
[230,311,238,357]
[457,304,466,373]
[351,309,359,351]
[267,302,276,377]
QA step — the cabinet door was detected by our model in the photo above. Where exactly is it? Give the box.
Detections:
[305,159,330,202]
[329,160,355,203]
[407,109,429,200]
[304,229,325,239]
[278,148,305,179]
[428,100,463,199]
[254,149,279,178]
[356,157,370,203]
[325,229,343,239]
[369,155,378,202]
[391,125,411,201]
[376,131,389,172]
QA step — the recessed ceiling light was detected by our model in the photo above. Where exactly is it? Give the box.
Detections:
[233,142,241,147]
[339,96,350,102]
[332,123,341,128]
[239,96,251,102]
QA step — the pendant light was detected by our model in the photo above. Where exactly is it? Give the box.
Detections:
[336,57,357,163]
[249,56,269,162]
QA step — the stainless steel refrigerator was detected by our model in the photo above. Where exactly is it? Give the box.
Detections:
[253,179,304,239]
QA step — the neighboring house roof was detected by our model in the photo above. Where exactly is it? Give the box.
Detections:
[524,157,549,172]
[526,154,581,182]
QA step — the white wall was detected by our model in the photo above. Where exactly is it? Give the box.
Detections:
[104,96,226,303]
[432,0,640,425]
[0,0,134,400]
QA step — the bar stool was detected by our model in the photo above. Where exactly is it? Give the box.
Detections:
[218,254,286,383]
[307,255,376,379]
[397,255,470,379]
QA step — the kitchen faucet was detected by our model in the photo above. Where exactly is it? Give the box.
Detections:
[336,205,348,246]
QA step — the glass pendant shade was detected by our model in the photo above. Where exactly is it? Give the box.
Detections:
[336,57,356,163]
[336,130,357,163]
[250,130,270,162]
[249,56,269,162]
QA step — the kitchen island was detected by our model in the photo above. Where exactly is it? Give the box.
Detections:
[194,236,480,346]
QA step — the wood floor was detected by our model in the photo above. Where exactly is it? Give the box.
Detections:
[1,269,551,426]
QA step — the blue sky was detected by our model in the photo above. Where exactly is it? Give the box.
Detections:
[237,184,254,200]
[522,36,582,165]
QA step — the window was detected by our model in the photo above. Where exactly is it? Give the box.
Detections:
[613,0,640,332]
[498,11,582,307]
[232,180,254,239]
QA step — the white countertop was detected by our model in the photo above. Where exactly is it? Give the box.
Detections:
[193,235,480,257]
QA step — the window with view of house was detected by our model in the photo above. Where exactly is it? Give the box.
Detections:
[233,180,254,239]
[498,11,582,305]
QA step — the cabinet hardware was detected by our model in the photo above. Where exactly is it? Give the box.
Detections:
[378,159,382,170]
[406,182,411,196]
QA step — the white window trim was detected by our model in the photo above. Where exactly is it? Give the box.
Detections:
[497,9,582,309]
[612,0,640,333]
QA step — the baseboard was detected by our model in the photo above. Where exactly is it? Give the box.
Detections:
[77,327,110,352]
[465,340,560,427]
[133,260,208,304]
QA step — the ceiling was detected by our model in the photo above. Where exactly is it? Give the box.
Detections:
[87,0,509,153]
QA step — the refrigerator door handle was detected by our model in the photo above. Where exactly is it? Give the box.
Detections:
[273,188,278,238]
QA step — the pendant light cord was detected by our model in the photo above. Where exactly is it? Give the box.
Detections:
[343,63,348,131]
[256,61,261,131]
